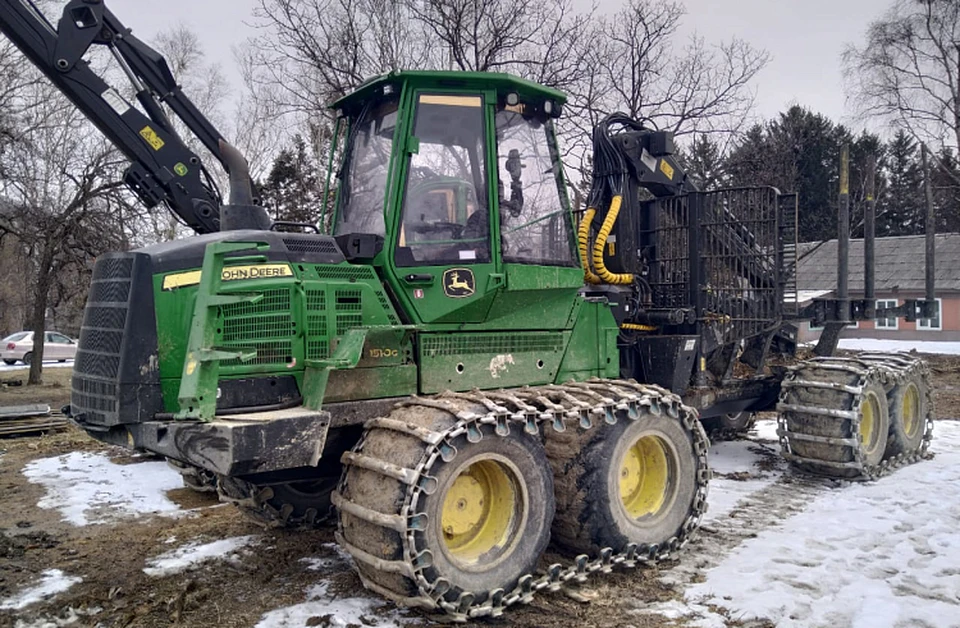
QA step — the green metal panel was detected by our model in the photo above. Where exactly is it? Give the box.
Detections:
[418,331,569,394]
[556,299,621,382]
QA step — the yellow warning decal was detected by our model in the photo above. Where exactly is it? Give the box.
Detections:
[162,264,293,291]
[419,94,482,107]
[659,159,675,180]
[140,125,165,151]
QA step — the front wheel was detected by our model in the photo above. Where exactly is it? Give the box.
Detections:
[335,401,554,608]
[21,352,32,365]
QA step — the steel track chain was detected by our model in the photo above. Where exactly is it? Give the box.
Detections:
[333,379,710,622]
[777,353,934,481]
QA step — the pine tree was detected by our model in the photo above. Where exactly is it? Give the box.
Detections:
[259,135,324,227]
[679,134,726,191]
[877,131,924,236]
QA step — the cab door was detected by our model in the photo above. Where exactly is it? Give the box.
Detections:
[386,91,500,325]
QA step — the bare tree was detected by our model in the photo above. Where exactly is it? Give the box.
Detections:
[844,0,960,154]
[574,0,768,137]
[0,80,132,384]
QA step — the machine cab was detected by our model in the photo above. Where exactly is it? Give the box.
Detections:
[330,72,581,327]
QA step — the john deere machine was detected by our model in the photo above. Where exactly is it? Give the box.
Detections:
[1,0,938,621]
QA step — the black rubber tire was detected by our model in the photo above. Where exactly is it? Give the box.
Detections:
[21,352,32,365]
[58,359,66,363]
[219,475,336,528]
[338,401,554,606]
[416,426,554,599]
[2,359,16,365]
[700,411,756,435]
[885,372,929,457]
[545,407,701,556]
[781,363,891,477]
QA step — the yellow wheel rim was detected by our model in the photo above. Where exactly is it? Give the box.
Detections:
[441,459,521,566]
[619,435,672,518]
[901,384,920,439]
[859,392,882,455]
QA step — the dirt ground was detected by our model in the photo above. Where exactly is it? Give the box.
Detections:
[0,354,957,628]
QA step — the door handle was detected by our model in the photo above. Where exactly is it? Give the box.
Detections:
[403,273,434,285]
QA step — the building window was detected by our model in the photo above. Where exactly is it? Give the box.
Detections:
[917,298,942,331]
[808,320,858,332]
[876,299,899,330]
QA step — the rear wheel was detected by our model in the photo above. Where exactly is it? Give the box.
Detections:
[21,352,32,365]
[546,404,704,556]
[779,359,891,477]
[2,359,16,365]
[885,371,929,457]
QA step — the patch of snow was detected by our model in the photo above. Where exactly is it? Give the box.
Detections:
[684,420,960,628]
[22,452,183,526]
[703,438,785,524]
[255,580,412,628]
[836,338,960,355]
[0,569,82,610]
[143,536,258,577]
[750,417,780,442]
[0,361,74,373]
[13,606,102,628]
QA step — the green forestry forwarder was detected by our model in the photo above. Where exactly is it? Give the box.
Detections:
[0,0,938,621]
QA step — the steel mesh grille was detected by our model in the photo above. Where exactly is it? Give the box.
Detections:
[421,333,565,357]
[283,237,340,254]
[315,265,377,281]
[222,340,293,366]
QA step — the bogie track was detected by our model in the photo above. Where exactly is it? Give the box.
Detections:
[333,379,709,622]
[777,353,934,480]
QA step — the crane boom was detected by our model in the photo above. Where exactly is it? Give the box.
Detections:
[0,0,241,233]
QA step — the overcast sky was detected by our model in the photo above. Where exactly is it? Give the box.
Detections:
[101,0,892,128]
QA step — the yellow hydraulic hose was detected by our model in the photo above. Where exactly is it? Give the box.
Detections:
[621,323,657,332]
[578,207,602,284]
[591,195,634,285]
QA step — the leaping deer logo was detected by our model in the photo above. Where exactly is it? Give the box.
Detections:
[443,268,475,298]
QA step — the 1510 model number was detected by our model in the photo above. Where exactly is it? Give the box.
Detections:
[368,348,399,358]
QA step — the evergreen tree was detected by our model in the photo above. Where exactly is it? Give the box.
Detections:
[877,131,923,236]
[259,135,325,227]
[727,106,846,242]
[932,148,960,233]
[679,134,726,191]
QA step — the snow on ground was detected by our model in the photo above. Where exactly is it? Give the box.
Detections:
[255,581,410,628]
[672,421,960,628]
[0,569,82,611]
[258,548,415,628]
[0,361,74,373]
[143,536,258,576]
[22,452,184,526]
[703,436,783,524]
[836,338,960,355]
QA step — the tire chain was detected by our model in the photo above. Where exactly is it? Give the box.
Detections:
[333,379,711,623]
[216,475,330,529]
[777,353,934,481]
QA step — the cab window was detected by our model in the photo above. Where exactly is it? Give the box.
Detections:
[395,94,489,267]
[495,106,576,266]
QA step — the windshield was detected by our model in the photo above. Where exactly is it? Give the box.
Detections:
[334,97,399,236]
[495,108,576,266]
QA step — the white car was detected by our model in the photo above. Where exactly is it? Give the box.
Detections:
[1,331,77,365]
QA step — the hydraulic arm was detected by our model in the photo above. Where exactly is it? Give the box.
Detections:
[0,0,245,233]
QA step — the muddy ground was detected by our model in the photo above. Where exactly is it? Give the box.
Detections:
[0,354,957,628]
